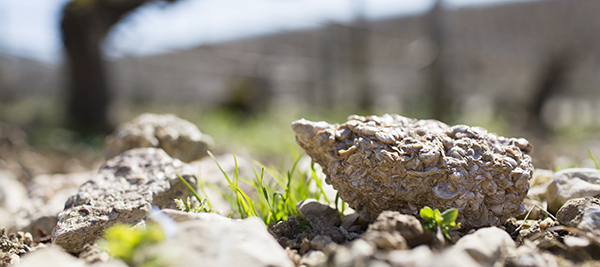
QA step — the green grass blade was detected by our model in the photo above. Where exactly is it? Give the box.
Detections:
[207,151,233,185]
[589,149,599,169]
[310,162,329,204]
[177,174,203,205]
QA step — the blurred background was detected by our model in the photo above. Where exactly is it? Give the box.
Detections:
[1,0,600,175]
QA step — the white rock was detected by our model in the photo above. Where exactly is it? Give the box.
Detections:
[105,113,214,162]
[0,169,27,213]
[387,245,434,267]
[52,148,198,254]
[546,168,600,213]
[434,227,515,267]
[156,217,294,267]
[18,245,86,267]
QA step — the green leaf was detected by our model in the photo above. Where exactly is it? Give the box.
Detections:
[420,206,434,221]
[441,208,458,226]
[433,208,443,224]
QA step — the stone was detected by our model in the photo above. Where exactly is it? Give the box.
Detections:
[0,170,27,214]
[104,113,214,162]
[386,245,434,267]
[18,245,85,267]
[577,206,600,233]
[556,197,600,227]
[0,229,34,266]
[292,114,533,228]
[546,168,600,214]
[52,148,198,254]
[299,250,327,267]
[15,171,92,240]
[531,169,553,187]
[154,217,295,267]
[158,208,230,223]
[448,227,515,266]
[297,199,342,229]
[366,211,425,248]
[330,239,375,267]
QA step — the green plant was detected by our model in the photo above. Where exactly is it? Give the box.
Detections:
[588,149,599,169]
[174,174,214,213]
[206,151,334,226]
[99,222,169,267]
[419,206,460,240]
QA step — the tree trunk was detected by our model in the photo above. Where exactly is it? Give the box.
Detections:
[61,0,178,134]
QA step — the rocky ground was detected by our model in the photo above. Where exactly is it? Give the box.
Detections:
[1,113,600,267]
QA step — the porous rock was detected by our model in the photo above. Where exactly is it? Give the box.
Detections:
[15,171,92,240]
[292,114,533,228]
[546,168,600,214]
[155,217,294,267]
[0,229,34,266]
[297,199,342,229]
[52,148,198,254]
[556,197,600,227]
[104,113,214,162]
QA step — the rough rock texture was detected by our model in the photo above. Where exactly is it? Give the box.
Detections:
[556,197,600,227]
[15,171,92,241]
[52,148,198,254]
[365,211,426,248]
[297,199,342,229]
[154,217,295,267]
[577,206,600,234]
[292,114,533,228]
[0,229,34,266]
[546,168,600,214]
[104,113,214,162]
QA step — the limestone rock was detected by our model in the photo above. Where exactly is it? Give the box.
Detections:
[556,197,600,227]
[365,211,425,248]
[105,113,214,162]
[577,206,600,233]
[0,170,27,214]
[292,114,533,228]
[155,217,294,267]
[52,148,198,254]
[15,171,92,240]
[18,245,85,267]
[432,227,515,267]
[297,199,342,229]
[0,229,34,266]
[546,168,600,214]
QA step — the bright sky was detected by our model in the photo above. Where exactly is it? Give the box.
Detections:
[0,0,536,64]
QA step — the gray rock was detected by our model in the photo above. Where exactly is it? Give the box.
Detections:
[15,171,92,240]
[443,227,515,266]
[330,239,375,267]
[366,211,425,248]
[155,217,294,267]
[0,169,27,214]
[577,206,600,233]
[556,197,600,227]
[158,208,230,223]
[105,113,214,162]
[52,148,198,254]
[297,199,341,229]
[546,168,600,214]
[18,245,86,267]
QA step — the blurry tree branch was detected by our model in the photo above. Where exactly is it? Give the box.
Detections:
[61,0,178,134]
